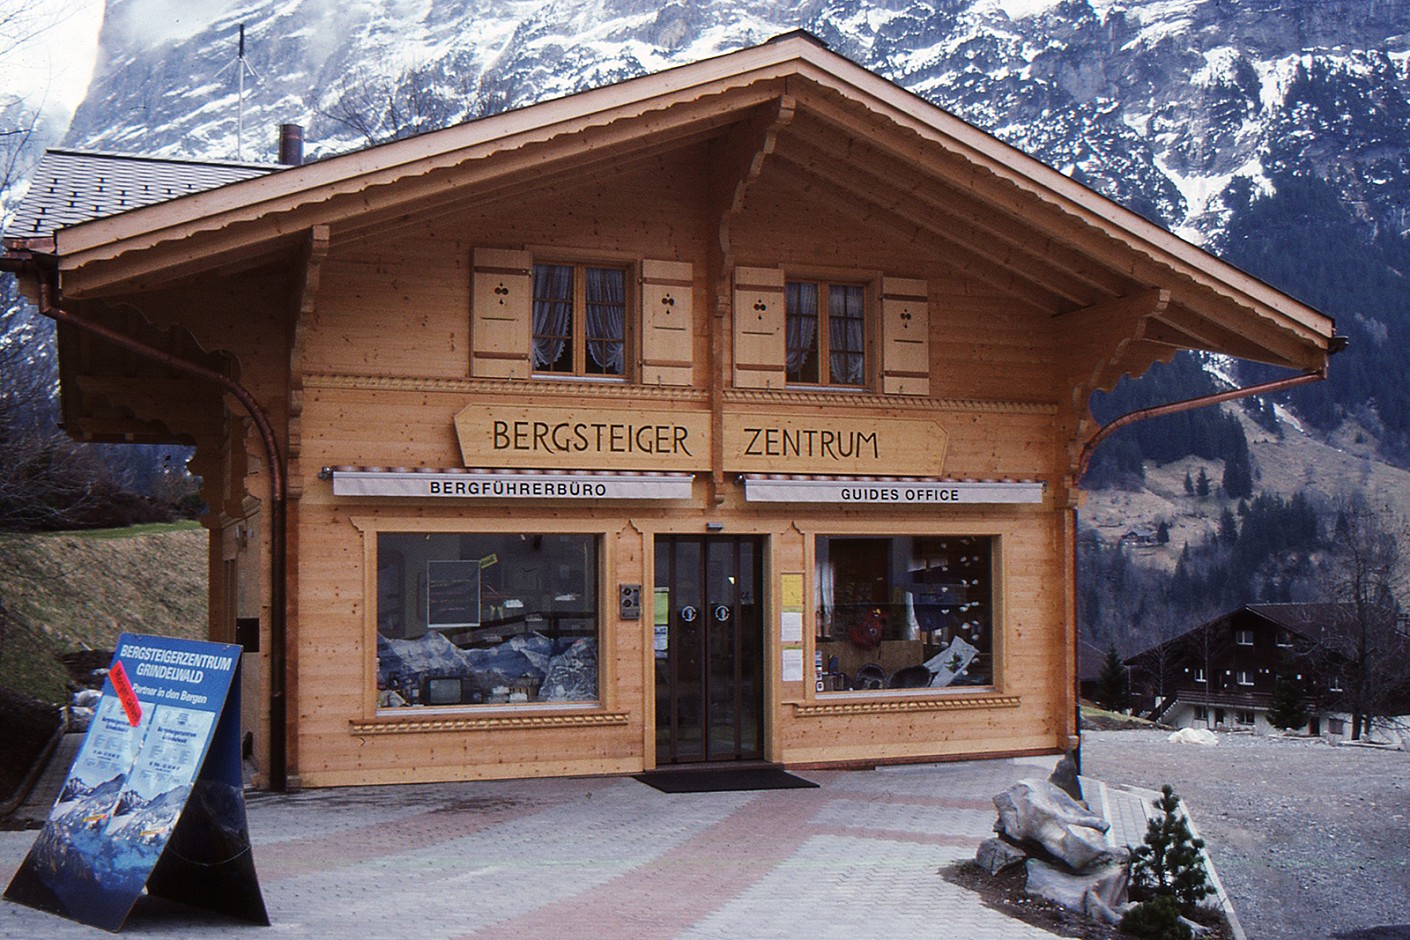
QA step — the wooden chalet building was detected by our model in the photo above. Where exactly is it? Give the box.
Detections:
[1126,603,1410,742]
[3,34,1335,788]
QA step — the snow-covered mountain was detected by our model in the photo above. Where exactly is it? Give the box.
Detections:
[62,0,1410,249]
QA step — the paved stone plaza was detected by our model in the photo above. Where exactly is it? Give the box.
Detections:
[0,753,1157,939]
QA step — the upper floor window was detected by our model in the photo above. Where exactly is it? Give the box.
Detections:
[785,280,865,386]
[532,263,627,377]
[1236,669,1254,686]
[1235,628,1254,646]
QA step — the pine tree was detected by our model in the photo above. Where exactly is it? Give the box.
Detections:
[1184,470,1194,496]
[1096,643,1130,712]
[1129,786,1217,915]
[1195,467,1211,498]
[1266,673,1310,732]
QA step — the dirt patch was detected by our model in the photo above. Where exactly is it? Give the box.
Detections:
[944,861,1125,938]
[943,859,1232,940]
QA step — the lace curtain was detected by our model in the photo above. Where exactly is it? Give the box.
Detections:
[585,267,626,374]
[532,264,573,370]
[785,281,819,380]
[829,284,865,385]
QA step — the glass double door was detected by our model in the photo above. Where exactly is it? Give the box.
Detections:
[654,536,764,765]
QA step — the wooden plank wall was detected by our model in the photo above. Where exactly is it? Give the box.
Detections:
[279,139,1074,785]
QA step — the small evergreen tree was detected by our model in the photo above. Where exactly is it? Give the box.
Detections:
[1129,785,1216,915]
[1095,644,1130,712]
[1266,673,1310,732]
[1156,520,1170,545]
[1195,467,1211,498]
[1120,895,1192,940]
[1183,470,1194,496]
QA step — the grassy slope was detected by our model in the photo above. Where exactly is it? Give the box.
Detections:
[1081,408,1410,567]
[0,522,208,703]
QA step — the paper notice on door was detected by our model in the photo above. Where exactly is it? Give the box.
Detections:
[781,648,804,683]
[780,610,804,643]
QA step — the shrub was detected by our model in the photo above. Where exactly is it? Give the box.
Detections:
[1129,785,1216,914]
[1119,895,1192,939]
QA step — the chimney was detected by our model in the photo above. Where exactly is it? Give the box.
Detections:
[278,124,304,166]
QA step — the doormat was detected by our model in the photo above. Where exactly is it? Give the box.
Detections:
[633,767,818,793]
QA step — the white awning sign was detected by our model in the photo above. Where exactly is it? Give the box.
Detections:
[331,469,693,500]
[742,477,1044,505]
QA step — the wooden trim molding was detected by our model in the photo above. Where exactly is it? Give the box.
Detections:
[305,372,710,402]
[350,710,632,735]
[792,693,1020,718]
[723,388,1056,414]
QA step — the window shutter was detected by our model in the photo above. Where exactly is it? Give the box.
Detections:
[733,266,786,388]
[881,277,929,396]
[471,248,532,378]
[640,259,694,386]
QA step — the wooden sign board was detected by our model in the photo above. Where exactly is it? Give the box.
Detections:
[455,404,711,472]
[453,404,948,477]
[722,411,948,476]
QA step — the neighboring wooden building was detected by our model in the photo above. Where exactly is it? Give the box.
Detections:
[1126,603,1410,743]
[3,34,1335,788]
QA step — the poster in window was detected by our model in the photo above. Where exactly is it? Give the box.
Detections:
[427,560,481,629]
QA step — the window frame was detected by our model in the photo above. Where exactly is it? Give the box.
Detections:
[1235,669,1254,686]
[1235,628,1254,646]
[784,276,872,389]
[353,515,614,719]
[531,259,633,381]
[807,526,1006,699]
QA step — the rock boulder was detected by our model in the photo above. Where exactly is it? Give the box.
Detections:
[993,778,1114,872]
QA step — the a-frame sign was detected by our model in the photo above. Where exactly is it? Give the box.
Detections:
[5,633,269,931]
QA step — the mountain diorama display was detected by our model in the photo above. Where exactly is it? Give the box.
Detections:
[11,0,1410,654]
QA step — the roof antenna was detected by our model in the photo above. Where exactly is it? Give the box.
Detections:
[216,24,262,160]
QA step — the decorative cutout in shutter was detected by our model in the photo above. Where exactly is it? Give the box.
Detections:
[471,248,532,378]
[640,259,694,386]
[881,277,930,396]
[732,266,786,389]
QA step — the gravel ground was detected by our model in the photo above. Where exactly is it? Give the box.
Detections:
[1081,728,1410,940]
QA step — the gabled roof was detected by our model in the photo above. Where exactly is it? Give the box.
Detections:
[6,32,1334,376]
[6,149,279,241]
[1125,603,1392,665]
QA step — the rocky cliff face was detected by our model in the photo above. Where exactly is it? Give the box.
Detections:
[63,0,1410,249]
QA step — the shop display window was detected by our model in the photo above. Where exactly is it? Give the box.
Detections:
[375,532,599,708]
[815,535,994,692]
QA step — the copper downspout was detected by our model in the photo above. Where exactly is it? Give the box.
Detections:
[31,269,290,793]
[1076,366,1329,481]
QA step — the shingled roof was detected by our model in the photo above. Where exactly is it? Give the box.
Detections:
[5,149,280,242]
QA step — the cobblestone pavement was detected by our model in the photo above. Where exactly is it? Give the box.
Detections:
[1082,728,1410,940]
[2,755,1079,939]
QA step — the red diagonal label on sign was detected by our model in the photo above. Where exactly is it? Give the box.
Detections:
[109,660,143,726]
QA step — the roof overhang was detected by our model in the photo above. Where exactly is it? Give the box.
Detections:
[16,32,1334,373]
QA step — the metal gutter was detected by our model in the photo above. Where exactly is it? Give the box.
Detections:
[4,256,290,792]
[1076,365,1332,481]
